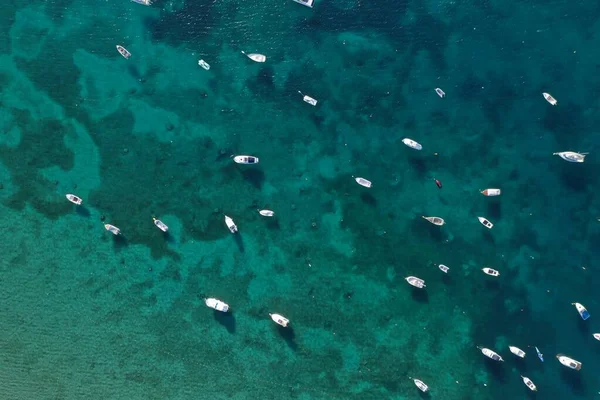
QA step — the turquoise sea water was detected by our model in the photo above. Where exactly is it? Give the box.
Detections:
[1,0,600,398]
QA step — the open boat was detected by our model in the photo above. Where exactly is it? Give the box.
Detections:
[405,276,426,289]
[422,216,445,226]
[482,267,499,277]
[66,194,82,205]
[543,92,557,105]
[269,313,289,327]
[521,376,537,391]
[233,155,259,164]
[572,302,590,320]
[153,217,169,232]
[104,224,121,235]
[116,45,131,59]
[224,215,238,233]
[258,209,275,217]
[354,177,372,188]
[292,0,314,7]
[402,138,423,150]
[509,346,526,358]
[479,347,504,362]
[131,0,152,5]
[435,88,445,98]
[535,346,544,362]
[438,264,449,273]
[298,91,317,106]
[205,298,229,312]
[553,151,587,163]
[198,59,210,70]
[556,354,582,370]
[480,188,501,196]
[241,51,266,63]
[593,333,600,341]
[478,216,493,229]
[413,379,428,393]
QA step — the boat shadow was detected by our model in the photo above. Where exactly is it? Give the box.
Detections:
[576,318,590,335]
[276,325,298,351]
[213,310,236,334]
[486,201,502,220]
[559,368,585,396]
[233,233,245,252]
[75,206,91,217]
[481,230,495,244]
[481,358,507,383]
[240,168,265,189]
[112,234,129,249]
[410,288,429,303]
[266,219,281,230]
[407,157,427,178]
[360,192,377,207]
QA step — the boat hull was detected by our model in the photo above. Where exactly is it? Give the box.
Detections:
[509,346,526,358]
[198,59,210,70]
[66,194,82,205]
[225,215,238,233]
[234,155,259,164]
[205,298,229,312]
[259,210,274,217]
[355,177,372,188]
[402,138,423,150]
[270,313,289,327]
[481,188,501,196]
[556,354,582,370]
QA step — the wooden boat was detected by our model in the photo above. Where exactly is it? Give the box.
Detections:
[241,51,266,63]
[478,216,493,229]
[258,209,275,217]
[153,217,169,232]
[422,216,445,226]
[198,59,210,70]
[535,346,544,362]
[482,267,499,277]
[509,346,526,358]
[116,45,131,59]
[572,302,590,320]
[104,224,121,235]
[543,92,557,105]
[402,138,423,150]
[205,298,229,312]
[479,347,503,362]
[553,151,587,163]
[131,0,152,5]
[521,376,537,391]
[438,264,449,273]
[224,215,238,233]
[556,354,581,370]
[593,333,600,341]
[354,177,372,188]
[269,313,289,327]
[405,276,426,289]
[233,155,259,164]
[298,91,317,106]
[292,0,314,7]
[66,194,82,205]
[435,88,445,98]
[480,188,501,196]
[413,379,428,393]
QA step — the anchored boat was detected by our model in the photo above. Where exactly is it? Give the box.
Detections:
[553,151,587,163]
[480,188,501,196]
[521,376,537,391]
[269,313,289,327]
[482,267,500,277]
[298,91,317,106]
[292,0,314,7]
[104,224,121,235]
[131,0,152,5]
[422,216,445,226]
[406,276,426,289]
[66,194,82,205]
[198,59,210,70]
[413,379,428,392]
[478,216,493,229]
[205,298,229,312]
[402,138,423,150]
[225,215,238,233]
[153,217,169,232]
[435,88,445,98]
[354,177,372,188]
[572,302,590,320]
[234,155,259,164]
[241,51,266,63]
[479,347,504,362]
[258,209,275,217]
[509,346,526,358]
[116,45,131,59]
[556,354,582,370]
[438,264,449,273]
[543,92,557,105]
[535,346,544,362]
[593,333,600,341]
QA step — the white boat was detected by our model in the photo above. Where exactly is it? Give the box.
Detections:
[422,216,445,226]
[480,188,501,196]
[593,333,600,341]
[405,276,426,289]
[482,267,499,277]
[258,209,274,217]
[292,0,313,7]
[233,155,259,164]
[572,302,590,320]
[224,215,238,233]
[413,379,428,392]
[116,45,131,59]
[269,313,289,327]
[556,354,582,370]
[438,264,449,273]
[241,51,266,63]
[354,177,372,188]
[131,0,152,5]
[153,217,169,232]
[479,347,504,362]
[198,59,210,70]
[509,346,526,358]
[553,151,587,163]
[521,376,537,391]
[478,216,493,229]
[435,88,445,98]
[402,138,423,150]
[104,224,120,235]
[65,194,82,205]
[298,91,317,106]
[543,92,557,105]
[204,298,229,312]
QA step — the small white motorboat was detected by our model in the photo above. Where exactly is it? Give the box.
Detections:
[593,333,600,341]
[572,302,590,320]
[482,267,499,277]
[131,0,152,5]
[556,354,582,370]
[104,224,121,235]
[402,138,423,150]
[153,217,169,232]
[298,91,317,106]
[258,209,275,217]
[422,216,445,226]
[521,376,537,392]
[241,51,266,63]
[405,276,426,289]
[354,177,372,188]
[292,0,313,7]
[478,216,493,229]
[543,92,557,105]
[198,59,210,70]
[435,88,445,98]
[269,313,289,327]
[553,151,587,163]
[66,194,82,205]
[413,379,428,393]
[116,45,131,59]
[479,347,504,362]
[224,215,238,233]
[205,298,229,312]
[480,188,501,196]
[438,264,449,273]
[509,346,526,358]
[233,155,259,164]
